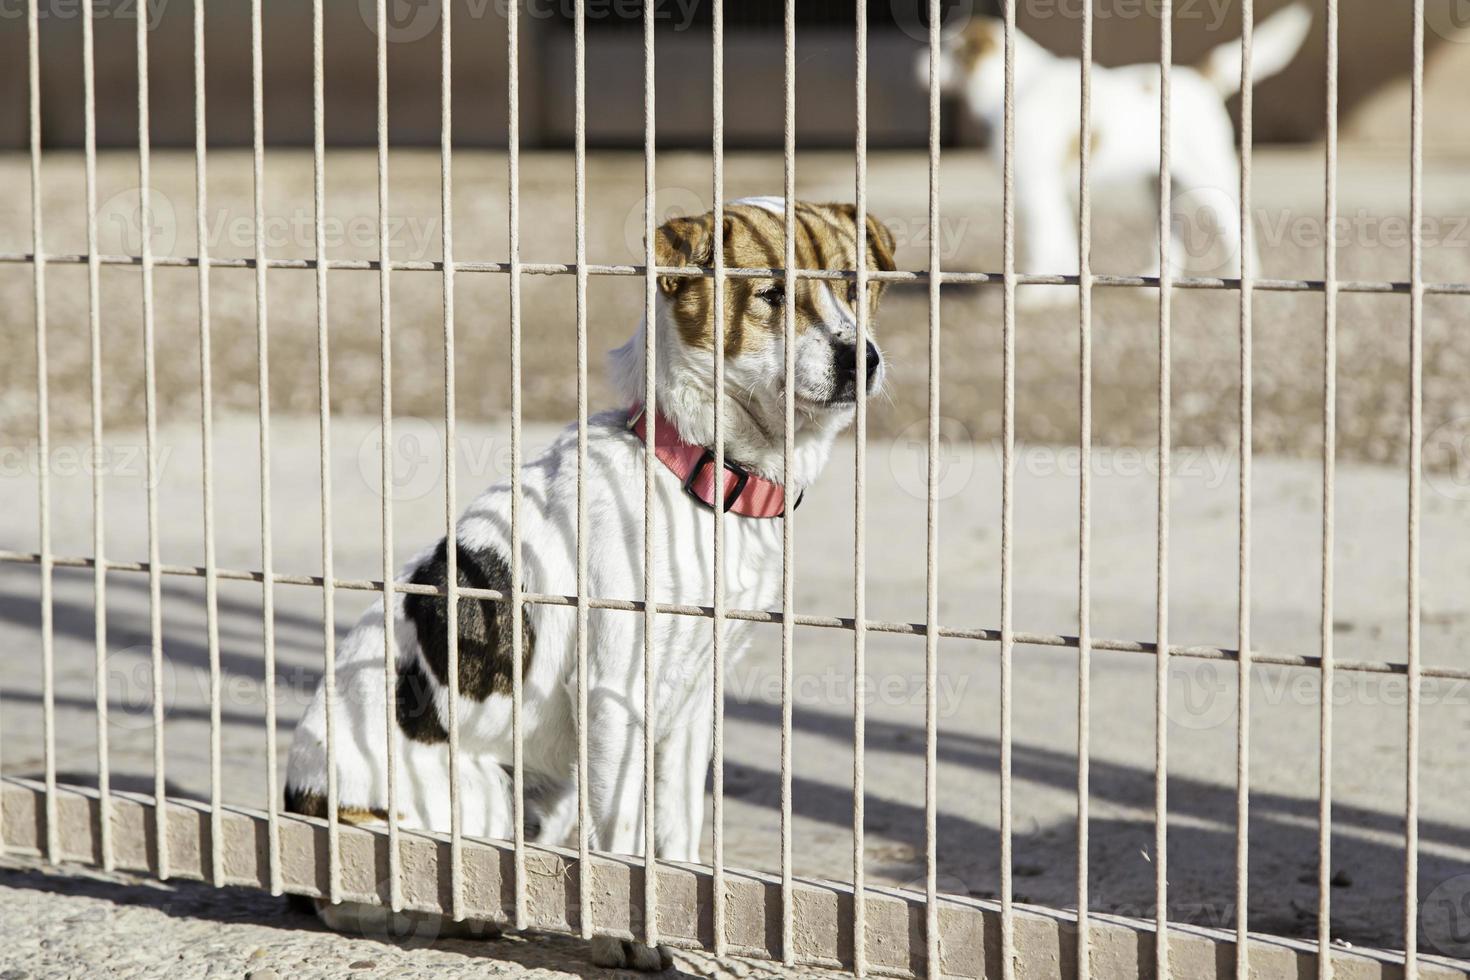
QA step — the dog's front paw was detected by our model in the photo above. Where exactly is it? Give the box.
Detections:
[590,935,673,971]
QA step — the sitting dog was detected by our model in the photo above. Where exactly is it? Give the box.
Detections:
[928,4,1311,298]
[284,198,896,969]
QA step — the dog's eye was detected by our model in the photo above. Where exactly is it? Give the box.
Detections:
[757,283,785,308]
[847,281,860,307]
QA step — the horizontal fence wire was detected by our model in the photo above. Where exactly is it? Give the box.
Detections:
[1,250,1466,296]
[5,550,1462,685]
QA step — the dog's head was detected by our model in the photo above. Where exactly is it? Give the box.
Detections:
[926,17,1007,116]
[613,197,896,481]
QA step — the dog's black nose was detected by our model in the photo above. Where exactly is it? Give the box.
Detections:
[836,341,881,382]
[863,340,880,381]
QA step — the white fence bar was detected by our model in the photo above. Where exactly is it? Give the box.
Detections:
[439,0,464,925]
[572,0,593,945]
[27,0,55,869]
[999,0,1018,976]
[506,0,528,934]
[1077,0,1096,973]
[309,0,341,905]
[134,0,168,883]
[190,0,225,888]
[853,1,870,973]
[1318,1,1340,973]
[248,0,281,899]
[640,0,659,952]
[709,0,730,962]
[1404,1,1425,975]
[80,0,111,874]
[1235,0,1255,973]
[1155,0,1175,973]
[375,0,405,917]
[923,3,943,977]
[779,0,798,965]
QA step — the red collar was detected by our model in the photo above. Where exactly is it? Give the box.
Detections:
[627,405,793,518]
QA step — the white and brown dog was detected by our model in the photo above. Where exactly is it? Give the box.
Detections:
[284,198,895,969]
[928,4,1310,298]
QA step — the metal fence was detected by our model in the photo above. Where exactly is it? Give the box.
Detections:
[3,0,1464,978]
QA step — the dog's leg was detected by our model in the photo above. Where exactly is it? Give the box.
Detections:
[1017,172,1081,310]
[654,691,713,864]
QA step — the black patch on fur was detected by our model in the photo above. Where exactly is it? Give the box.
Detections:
[284,785,327,818]
[403,538,534,704]
[395,655,449,744]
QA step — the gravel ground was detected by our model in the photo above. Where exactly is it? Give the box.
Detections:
[0,854,846,979]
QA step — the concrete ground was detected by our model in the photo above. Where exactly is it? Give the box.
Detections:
[2,146,1470,972]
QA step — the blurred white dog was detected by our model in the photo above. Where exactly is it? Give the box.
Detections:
[927,4,1311,298]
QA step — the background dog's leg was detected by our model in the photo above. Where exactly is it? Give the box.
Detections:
[1018,173,1082,309]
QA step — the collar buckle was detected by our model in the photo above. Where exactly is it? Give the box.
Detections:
[684,448,751,513]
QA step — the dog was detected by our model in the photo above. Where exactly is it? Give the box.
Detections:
[927,4,1311,299]
[284,198,896,970]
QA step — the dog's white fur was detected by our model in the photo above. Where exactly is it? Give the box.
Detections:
[284,197,887,969]
[928,4,1311,298]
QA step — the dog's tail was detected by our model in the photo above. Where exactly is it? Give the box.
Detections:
[1199,3,1312,97]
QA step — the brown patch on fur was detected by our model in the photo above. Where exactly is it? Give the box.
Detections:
[653,200,898,357]
[284,787,394,825]
[955,20,1001,74]
[1064,129,1104,164]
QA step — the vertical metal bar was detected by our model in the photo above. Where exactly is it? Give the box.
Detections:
[1404,0,1425,973]
[310,0,341,905]
[1076,0,1095,972]
[81,0,112,872]
[248,0,280,898]
[853,0,870,973]
[641,0,660,951]
[1235,2,1255,974]
[376,0,404,917]
[1155,0,1174,973]
[137,0,168,882]
[27,0,56,868]
[923,2,943,976]
[439,0,463,925]
[191,0,225,888]
[1318,0,1340,974]
[779,0,797,965]
[506,0,528,933]
[710,0,728,960]
[999,0,1018,974]
[572,0,592,943]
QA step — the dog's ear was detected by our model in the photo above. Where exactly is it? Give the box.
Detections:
[863,213,898,273]
[832,204,899,274]
[653,211,729,296]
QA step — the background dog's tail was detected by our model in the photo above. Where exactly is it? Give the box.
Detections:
[1199,3,1313,97]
